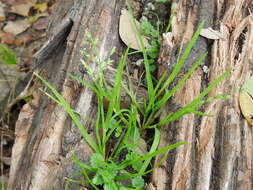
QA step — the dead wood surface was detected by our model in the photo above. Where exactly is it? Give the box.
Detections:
[8,0,125,189]
[152,0,253,190]
[7,0,253,190]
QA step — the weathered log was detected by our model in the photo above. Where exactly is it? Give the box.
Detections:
[8,0,253,189]
[151,0,253,190]
[8,0,127,189]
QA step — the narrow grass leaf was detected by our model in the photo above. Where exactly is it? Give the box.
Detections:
[95,97,103,153]
[72,154,94,171]
[69,74,99,95]
[139,128,160,174]
[152,69,231,128]
[165,11,174,33]
[184,69,231,109]
[154,72,167,94]
[155,52,207,110]
[157,21,205,97]
[127,3,155,107]
[35,73,99,152]
[105,48,129,130]
[120,142,186,168]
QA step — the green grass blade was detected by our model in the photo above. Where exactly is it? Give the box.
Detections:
[127,3,155,108]
[69,74,99,95]
[72,154,94,171]
[35,73,99,153]
[155,52,207,110]
[70,155,100,190]
[184,69,231,109]
[139,128,160,174]
[120,142,186,169]
[150,69,231,128]
[102,48,129,155]
[104,48,129,130]
[154,72,167,94]
[165,10,174,33]
[156,21,205,97]
[69,74,110,100]
[105,109,130,142]
[95,97,103,153]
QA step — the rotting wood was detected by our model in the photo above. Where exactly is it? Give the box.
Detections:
[151,0,253,190]
[7,0,253,189]
[8,0,126,189]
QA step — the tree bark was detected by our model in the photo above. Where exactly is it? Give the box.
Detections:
[151,0,253,190]
[8,0,125,189]
[8,0,253,190]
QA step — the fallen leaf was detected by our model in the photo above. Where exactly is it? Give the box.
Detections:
[239,77,253,126]
[3,19,30,35]
[119,9,149,50]
[0,32,15,45]
[10,3,34,16]
[15,32,45,46]
[15,34,33,46]
[200,27,225,40]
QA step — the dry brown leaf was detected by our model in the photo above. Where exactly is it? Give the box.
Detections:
[15,32,45,46]
[15,34,33,46]
[239,77,253,126]
[200,27,225,40]
[0,32,15,45]
[239,92,253,126]
[119,9,149,50]
[10,3,34,16]
[3,19,30,36]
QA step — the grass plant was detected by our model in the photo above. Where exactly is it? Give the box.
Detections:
[35,6,230,190]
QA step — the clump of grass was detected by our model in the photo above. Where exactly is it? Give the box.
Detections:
[35,6,230,190]
[35,37,185,189]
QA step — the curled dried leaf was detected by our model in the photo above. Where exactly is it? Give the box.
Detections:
[200,27,225,40]
[119,9,149,50]
[239,77,253,126]
[3,19,30,36]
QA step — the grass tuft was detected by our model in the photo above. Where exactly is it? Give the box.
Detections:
[36,6,229,189]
